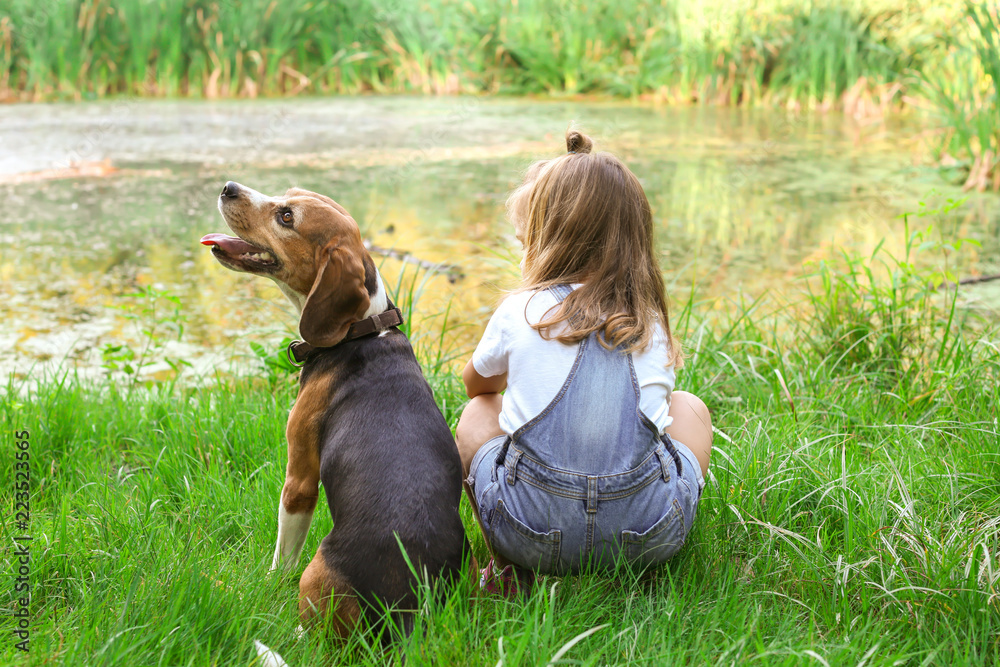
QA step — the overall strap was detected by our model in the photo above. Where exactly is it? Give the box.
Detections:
[658,433,684,478]
[495,285,574,471]
[548,284,574,301]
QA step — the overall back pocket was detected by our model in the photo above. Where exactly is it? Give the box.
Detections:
[620,498,686,567]
[488,499,562,574]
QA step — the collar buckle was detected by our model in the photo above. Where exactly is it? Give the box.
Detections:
[286,303,405,365]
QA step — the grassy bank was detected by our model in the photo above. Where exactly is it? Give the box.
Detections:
[1,217,998,665]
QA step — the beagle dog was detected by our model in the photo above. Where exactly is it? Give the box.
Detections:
[202,182,470,638]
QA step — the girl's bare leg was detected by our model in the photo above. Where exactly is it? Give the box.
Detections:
[455,393,513,567]
[663,390,712,477]
[456,393,504,476]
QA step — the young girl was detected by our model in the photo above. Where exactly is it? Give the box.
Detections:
[456,130,712,592]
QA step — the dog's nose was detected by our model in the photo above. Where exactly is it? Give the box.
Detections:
[221,181,241,199]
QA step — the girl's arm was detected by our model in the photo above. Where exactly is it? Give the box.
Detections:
[462,358,507,399]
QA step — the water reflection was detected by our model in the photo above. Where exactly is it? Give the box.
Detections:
[1,99,997,381]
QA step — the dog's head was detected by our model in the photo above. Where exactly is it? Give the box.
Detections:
[204,181,380,347]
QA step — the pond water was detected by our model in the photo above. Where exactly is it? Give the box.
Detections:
[1,96,998,382]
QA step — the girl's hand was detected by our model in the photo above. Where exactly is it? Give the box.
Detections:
[462,358,507,398]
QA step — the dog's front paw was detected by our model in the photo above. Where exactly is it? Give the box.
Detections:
[269,550,301,575]
[254,640,289,667]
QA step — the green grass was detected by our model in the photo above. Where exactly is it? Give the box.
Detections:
[1,223,999,665]
[0,0,966,107]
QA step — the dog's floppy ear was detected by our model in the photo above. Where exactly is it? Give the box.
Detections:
[299,241,371,348]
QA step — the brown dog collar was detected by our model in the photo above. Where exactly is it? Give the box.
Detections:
[286,306,404,366]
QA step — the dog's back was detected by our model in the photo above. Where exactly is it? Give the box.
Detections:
[302,330,469,625]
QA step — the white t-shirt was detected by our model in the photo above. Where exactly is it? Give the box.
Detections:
[472,287,675,436]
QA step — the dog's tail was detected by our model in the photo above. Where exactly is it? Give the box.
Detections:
[253,639,289,667]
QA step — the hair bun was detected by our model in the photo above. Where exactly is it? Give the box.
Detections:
[566,129,593,154]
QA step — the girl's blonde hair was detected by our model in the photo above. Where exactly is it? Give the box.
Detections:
[507,129,681,365]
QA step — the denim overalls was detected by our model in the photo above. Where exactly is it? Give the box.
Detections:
[468,285,702,575]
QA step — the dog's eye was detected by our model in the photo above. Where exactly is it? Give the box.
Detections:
[279,210,294,227]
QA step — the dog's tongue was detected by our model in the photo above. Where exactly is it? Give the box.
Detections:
[200,233,262,255]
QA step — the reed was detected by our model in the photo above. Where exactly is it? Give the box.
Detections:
[0,0,967,113]
[918,1,1000,191]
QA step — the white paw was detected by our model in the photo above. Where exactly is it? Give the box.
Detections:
[268,556,297,576]
[254,639,289,667]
